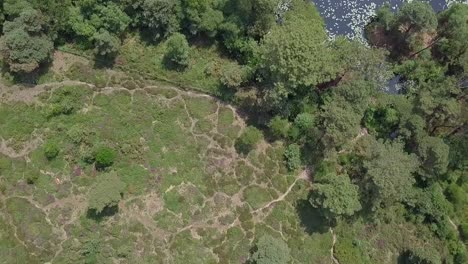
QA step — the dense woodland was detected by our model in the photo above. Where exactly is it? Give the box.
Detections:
[0,0,467,263]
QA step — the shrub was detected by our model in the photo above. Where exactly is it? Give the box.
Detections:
[94,146,116,169]
[220,64,248,89]
[284,144,301,171]
[164,33,190,70]
[44,141,59,160]
[269,116,290,139]
[235,126,263,154]
[26,172,40,185]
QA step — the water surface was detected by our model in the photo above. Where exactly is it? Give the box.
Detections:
[313,0,452,41]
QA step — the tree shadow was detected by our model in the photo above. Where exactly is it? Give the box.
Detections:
[86,205,119,222]
[295,199,330,235]
[3,60,54,85]
[93,54,117,69]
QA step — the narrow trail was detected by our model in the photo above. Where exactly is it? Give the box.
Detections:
[253,177,300,214]
[330,228,340,264]
[253,168,312,215]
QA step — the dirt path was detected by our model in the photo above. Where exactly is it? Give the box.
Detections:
[253,167,312,215]
[330,228,340,264]
[253,177,300,214]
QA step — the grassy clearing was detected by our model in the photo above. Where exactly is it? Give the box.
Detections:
[0,83,333,263]
[118,37,240,96]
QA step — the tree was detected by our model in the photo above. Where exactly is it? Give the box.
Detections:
[0,9,53,73]
[164,33,190,69]
[250,235,290,264]
[321,99,362,149]
[220,63,248,89]
[414,77,462,135]
[416,136,449,179]
[436,3,468,75]
[410,183,454,238]
[235,126,263,154]
[332,38,391,87]
[309,173,362,221]
[181,0,224,36]
[259,7,339,90]
[364,139,420,207]
[131,0,182,41]
[93,29,121,57]
[88,172,126,214]
[293,113,315,132]
[90,3,130,35]
[373,3,395,31]
[268,116,290,139]
[397,1,438,37]
[284,144,301,171]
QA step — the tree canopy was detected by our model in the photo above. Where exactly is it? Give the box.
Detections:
[310,172,362,221]
[88,172,126,214]
[250,235,291,264]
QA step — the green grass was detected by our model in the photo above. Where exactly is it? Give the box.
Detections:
[119,37,241,96]
[1,83,440,264]
[243,185,273,210]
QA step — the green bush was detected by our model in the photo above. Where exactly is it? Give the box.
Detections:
[294,113,315,131]
[269,116,290,139]
[445,184,465,206]
[94,146,116,169]
[220,64,248,89]
[164,33,190,70]
[25,172,40,185]
[235,126,263,154]
[43,141,59,160]
[460,223,468,242]
[284,144,301,171]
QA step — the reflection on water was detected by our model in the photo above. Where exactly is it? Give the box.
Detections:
[312,0,450,41]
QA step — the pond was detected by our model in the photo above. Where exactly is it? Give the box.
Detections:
[312,0,453,41]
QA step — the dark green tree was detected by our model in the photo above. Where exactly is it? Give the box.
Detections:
[131,0,182,41]
[93,29,121,57]
[0,9,53,73]
[268,116,290,139]
[436,3,468,75]
[181,0,223,36]
[250,235,290,264]
[310,172,362,221]
[88,172,126,214]
[259,8,339,90]
[397,1,438,38]
[321,99,362,149]
[364,139,420,208]
[284,144,301,171]
[90,2,130,35]
[164,33,190,69]
[235,126,263,154]
[94,146,117,169]
[416,136,450,179]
